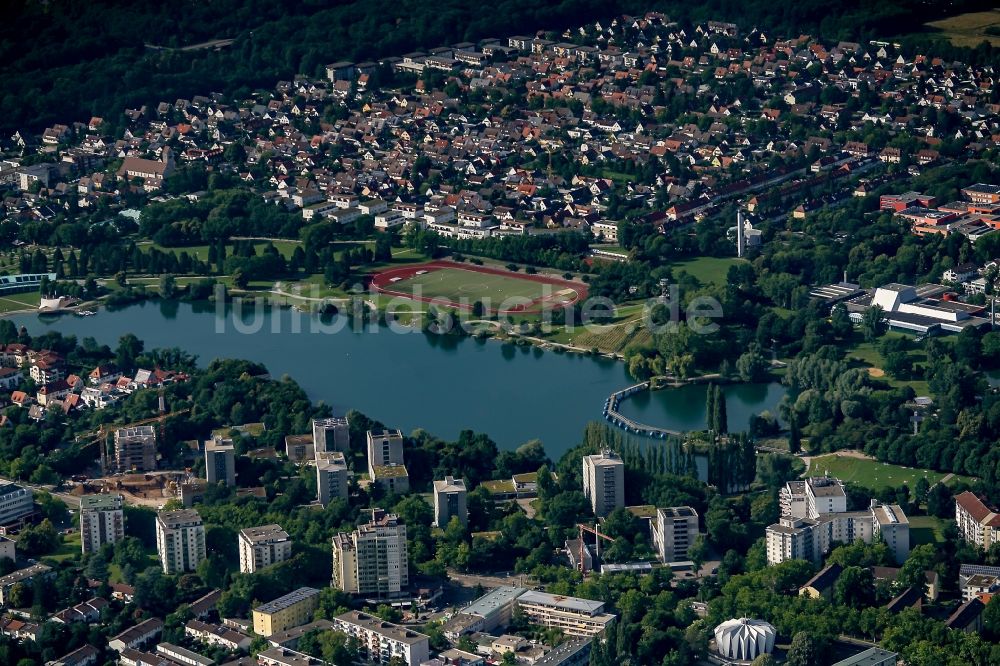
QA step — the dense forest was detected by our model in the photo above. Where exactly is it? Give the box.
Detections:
[2,0,997,134]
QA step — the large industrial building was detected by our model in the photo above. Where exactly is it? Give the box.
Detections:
[813,281,991,334]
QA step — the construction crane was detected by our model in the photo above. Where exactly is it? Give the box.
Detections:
[577,523,615,575]
[76,409,191,476]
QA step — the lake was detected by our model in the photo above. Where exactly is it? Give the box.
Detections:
[12,301,786,459]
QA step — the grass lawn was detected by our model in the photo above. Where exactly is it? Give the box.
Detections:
[807,453,973,491]
[671,257,745,286]
[926,10,1000,47]
[844,332,931,396]
[42,531,82,565]
[0,291,40,312]
[908,515,950,546]
[389,267,560,303]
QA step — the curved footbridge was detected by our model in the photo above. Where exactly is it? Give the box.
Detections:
[603,382,684,439]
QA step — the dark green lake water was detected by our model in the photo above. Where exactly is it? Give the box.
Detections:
[12,301,786,458]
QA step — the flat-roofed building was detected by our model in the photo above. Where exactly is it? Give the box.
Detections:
[805,477,847,517]
[332,611,430,666]
[331,509,408,597]
[366,429,404,478]
[0,563,53,605]
[258,647,326,666]
[831,647,898,666]
[312,417,350,455]
[316,452,350,505]
[652,506,699,563]
[156,642,213,666]
[0,535,14,562]
[252,587,320,637]
[0,480,33,526]
[239,524,292,573]
[155,510,205,574]
[871,501,910,564]
[514,590,616,638]
[114,426,157,473]
[372,463,410,495]
[205,437,236,486]
[284,434,314,463]
[442,586,527,641]
[433,476,468,528]
[582,450,624,517]
[80,493,124,554]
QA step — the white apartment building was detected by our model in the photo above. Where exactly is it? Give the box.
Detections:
[156,510,206,574]
[332,611,430,666]
[582,450,624,517]
[651,506,699,563]
[205,437,236,486]
[366,429,404,478]
[433,476,468,528]
[872,501,911,565]
[955,491,1000,549]
[80,494,124,554]
[0,480,34,526]
[239,524,292,573]
[331,509,408,597]
[316,452,350,506]
[312,418,350,455]
[768,479,910,566]
[514,590,616,638]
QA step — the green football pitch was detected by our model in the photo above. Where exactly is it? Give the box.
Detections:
[388,267,555,303]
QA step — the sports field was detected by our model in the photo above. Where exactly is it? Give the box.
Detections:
[392,267,549,302]
[372,261,586,313]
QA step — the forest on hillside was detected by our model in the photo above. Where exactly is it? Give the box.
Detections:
[2,0,997,135]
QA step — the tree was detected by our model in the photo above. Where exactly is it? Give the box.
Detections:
[688,534,708,574]
[861,305,887,342]
[736,345,769,382]
[751,656,778,666]
[116,333,144,371]
[834,566,875,608]
[785,632,821,666]
[984,593,1000,642]
[159,273,177,298]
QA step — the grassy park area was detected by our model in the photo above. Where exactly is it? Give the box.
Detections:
[807,453,973,491]
[671,257,745,286]
[0,291,41,313]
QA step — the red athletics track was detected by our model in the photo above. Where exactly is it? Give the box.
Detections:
[369,260,588,314]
